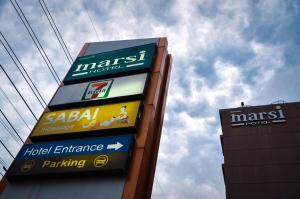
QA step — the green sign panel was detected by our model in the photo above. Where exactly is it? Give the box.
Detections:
[64,43,156,83]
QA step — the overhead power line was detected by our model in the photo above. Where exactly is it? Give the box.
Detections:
[0,109,24,144]
[0,32,47,108]
[0,64,38,121]
[0,117,22,145]
[155,176,168,199]
[0,139,15,159]
[9,0,61,85]
[39,0,73,64]
[83,0,101,42]
[0,86,31,132]
[0,159,8,168]
[2,165,8,172]
[0,158,8,171]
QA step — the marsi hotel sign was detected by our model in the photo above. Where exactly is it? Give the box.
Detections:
[64,43,156,83]
[230,105,287,127]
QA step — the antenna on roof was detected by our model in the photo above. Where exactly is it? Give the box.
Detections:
[271,100,286,104]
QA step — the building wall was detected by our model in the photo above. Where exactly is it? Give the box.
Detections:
[220,102,300,199]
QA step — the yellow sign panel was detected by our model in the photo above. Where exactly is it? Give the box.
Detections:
[31,101,141,138]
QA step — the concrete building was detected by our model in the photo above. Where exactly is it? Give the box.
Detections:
[220,102,300,199]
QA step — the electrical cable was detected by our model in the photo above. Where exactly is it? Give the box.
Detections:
[83,0,101,42]
[13,0,61,83]
[0,86,31,132]
[0,109,24,144]
[0,64,38,121]
[9,0,61,85]
[0,157,8,169]
[39,0,73,64]
[0,159,7,168]
[155,176,168,199]
[0,140,15,159]
[0,32,47,108]
[0,117,21,145]
[43,0,74,61]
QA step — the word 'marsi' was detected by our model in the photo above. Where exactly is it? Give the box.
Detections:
[230,105,286,127]
[74,50,146,75]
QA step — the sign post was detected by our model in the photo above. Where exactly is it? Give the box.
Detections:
[1,38,172,199]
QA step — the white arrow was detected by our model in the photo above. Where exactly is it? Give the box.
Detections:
[107,142,123,150]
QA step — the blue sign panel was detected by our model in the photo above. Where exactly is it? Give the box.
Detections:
[17,135,133,160]
[6,135,134,180]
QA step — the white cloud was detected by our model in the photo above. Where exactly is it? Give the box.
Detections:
[153,176,224,199]
[248,41,285,85]
[0,0,299,197]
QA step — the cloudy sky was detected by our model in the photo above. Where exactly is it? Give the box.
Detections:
[1,0,300,198]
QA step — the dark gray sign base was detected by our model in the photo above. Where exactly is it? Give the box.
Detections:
[0,175,125,199]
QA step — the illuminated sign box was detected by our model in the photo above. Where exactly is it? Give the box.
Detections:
[64,43,156,84]
[30,101,141,141]
[49,73,148,109]
[6,135,133,180]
